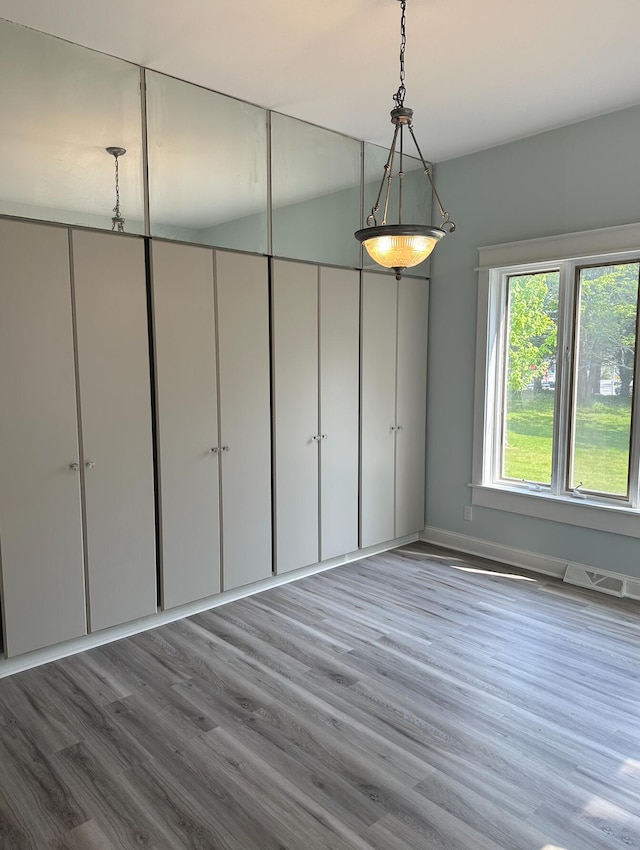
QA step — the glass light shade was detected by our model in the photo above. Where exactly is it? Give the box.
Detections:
[355,224,444,273]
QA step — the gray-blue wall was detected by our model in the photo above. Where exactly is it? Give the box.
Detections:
[427,103,640,577]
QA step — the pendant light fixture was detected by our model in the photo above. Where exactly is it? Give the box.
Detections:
[106,146,126,232]
[355,0,455,280]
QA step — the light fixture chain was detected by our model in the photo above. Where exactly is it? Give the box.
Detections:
[394,0,407,109]
[113,154,121,223]
[107,146,126,233]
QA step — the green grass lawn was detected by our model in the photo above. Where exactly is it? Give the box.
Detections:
[504,391,632,495]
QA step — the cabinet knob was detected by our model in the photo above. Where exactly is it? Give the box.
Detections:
[312,435,320,442]
[321,434,328,439]
[209,447,219,454]
[85,461,96,469]
[390,425,397,432]
[222,445,230,452]
[397,425,404,431]
[68,462,80,471]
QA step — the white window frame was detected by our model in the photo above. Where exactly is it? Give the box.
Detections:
[472,221,640,538]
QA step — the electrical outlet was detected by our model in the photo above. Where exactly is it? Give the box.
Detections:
[463,505,473,521]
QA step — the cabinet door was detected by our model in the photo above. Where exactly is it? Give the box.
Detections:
[151,241,220,609]
[360,272,397,548]
[272,259,319,574]
[396,278,429,537]
[0,220,86,656]
[216,250,272,590]
[319,267,359,560]
[72,231,157,631]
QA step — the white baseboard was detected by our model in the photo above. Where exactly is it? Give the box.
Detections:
[420,525,567,578]
[420,526,640,602]
[0,533,418,679]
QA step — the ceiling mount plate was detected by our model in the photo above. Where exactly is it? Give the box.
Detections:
[106,146,126,157]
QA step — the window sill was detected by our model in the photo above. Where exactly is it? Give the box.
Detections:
[471,483,640,539]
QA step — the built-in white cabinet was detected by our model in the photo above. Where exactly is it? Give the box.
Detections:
[272,259,359,574]
[272,261,319,573]
[151,242,221,609]
[151,242,272,608]
[360,271,428,548]
[319,267,360,560]
[72,230,157,632]
[395,275,430,537]
[0,220,87,657]
[0,220,157,656]
[0,219,427,663]
[216,250,272,590]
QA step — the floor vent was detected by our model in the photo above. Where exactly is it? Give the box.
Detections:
[564,563,630,598]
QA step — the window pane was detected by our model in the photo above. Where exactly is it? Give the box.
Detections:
[570,263,639,496]
[502,272,559,484]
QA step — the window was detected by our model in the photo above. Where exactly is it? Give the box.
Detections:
[473,223,640,537]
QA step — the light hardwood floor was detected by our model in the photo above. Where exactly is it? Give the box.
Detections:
[1,543,639,849]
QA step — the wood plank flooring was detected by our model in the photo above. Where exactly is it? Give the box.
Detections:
[1,542,639,849]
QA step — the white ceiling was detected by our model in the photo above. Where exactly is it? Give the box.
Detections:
[1,0,640,163]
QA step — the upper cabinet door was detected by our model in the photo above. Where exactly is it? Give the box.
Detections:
[272,259,319,574]
[72,230,157,631]
[151,241,220,609]
[216,250,272,591]
[360,272,398,548]
[319,267,360,561]
[0,220,86,656]
[396,278,429,537]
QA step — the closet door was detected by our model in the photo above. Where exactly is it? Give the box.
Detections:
[216,250,272,590]
[319,267,359,560]
[72,230,156,631]
[272,259,319,574]
[360,272,397,548]
[396,278,429,537]
[0,220,86,656]
[152,241,220,609]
